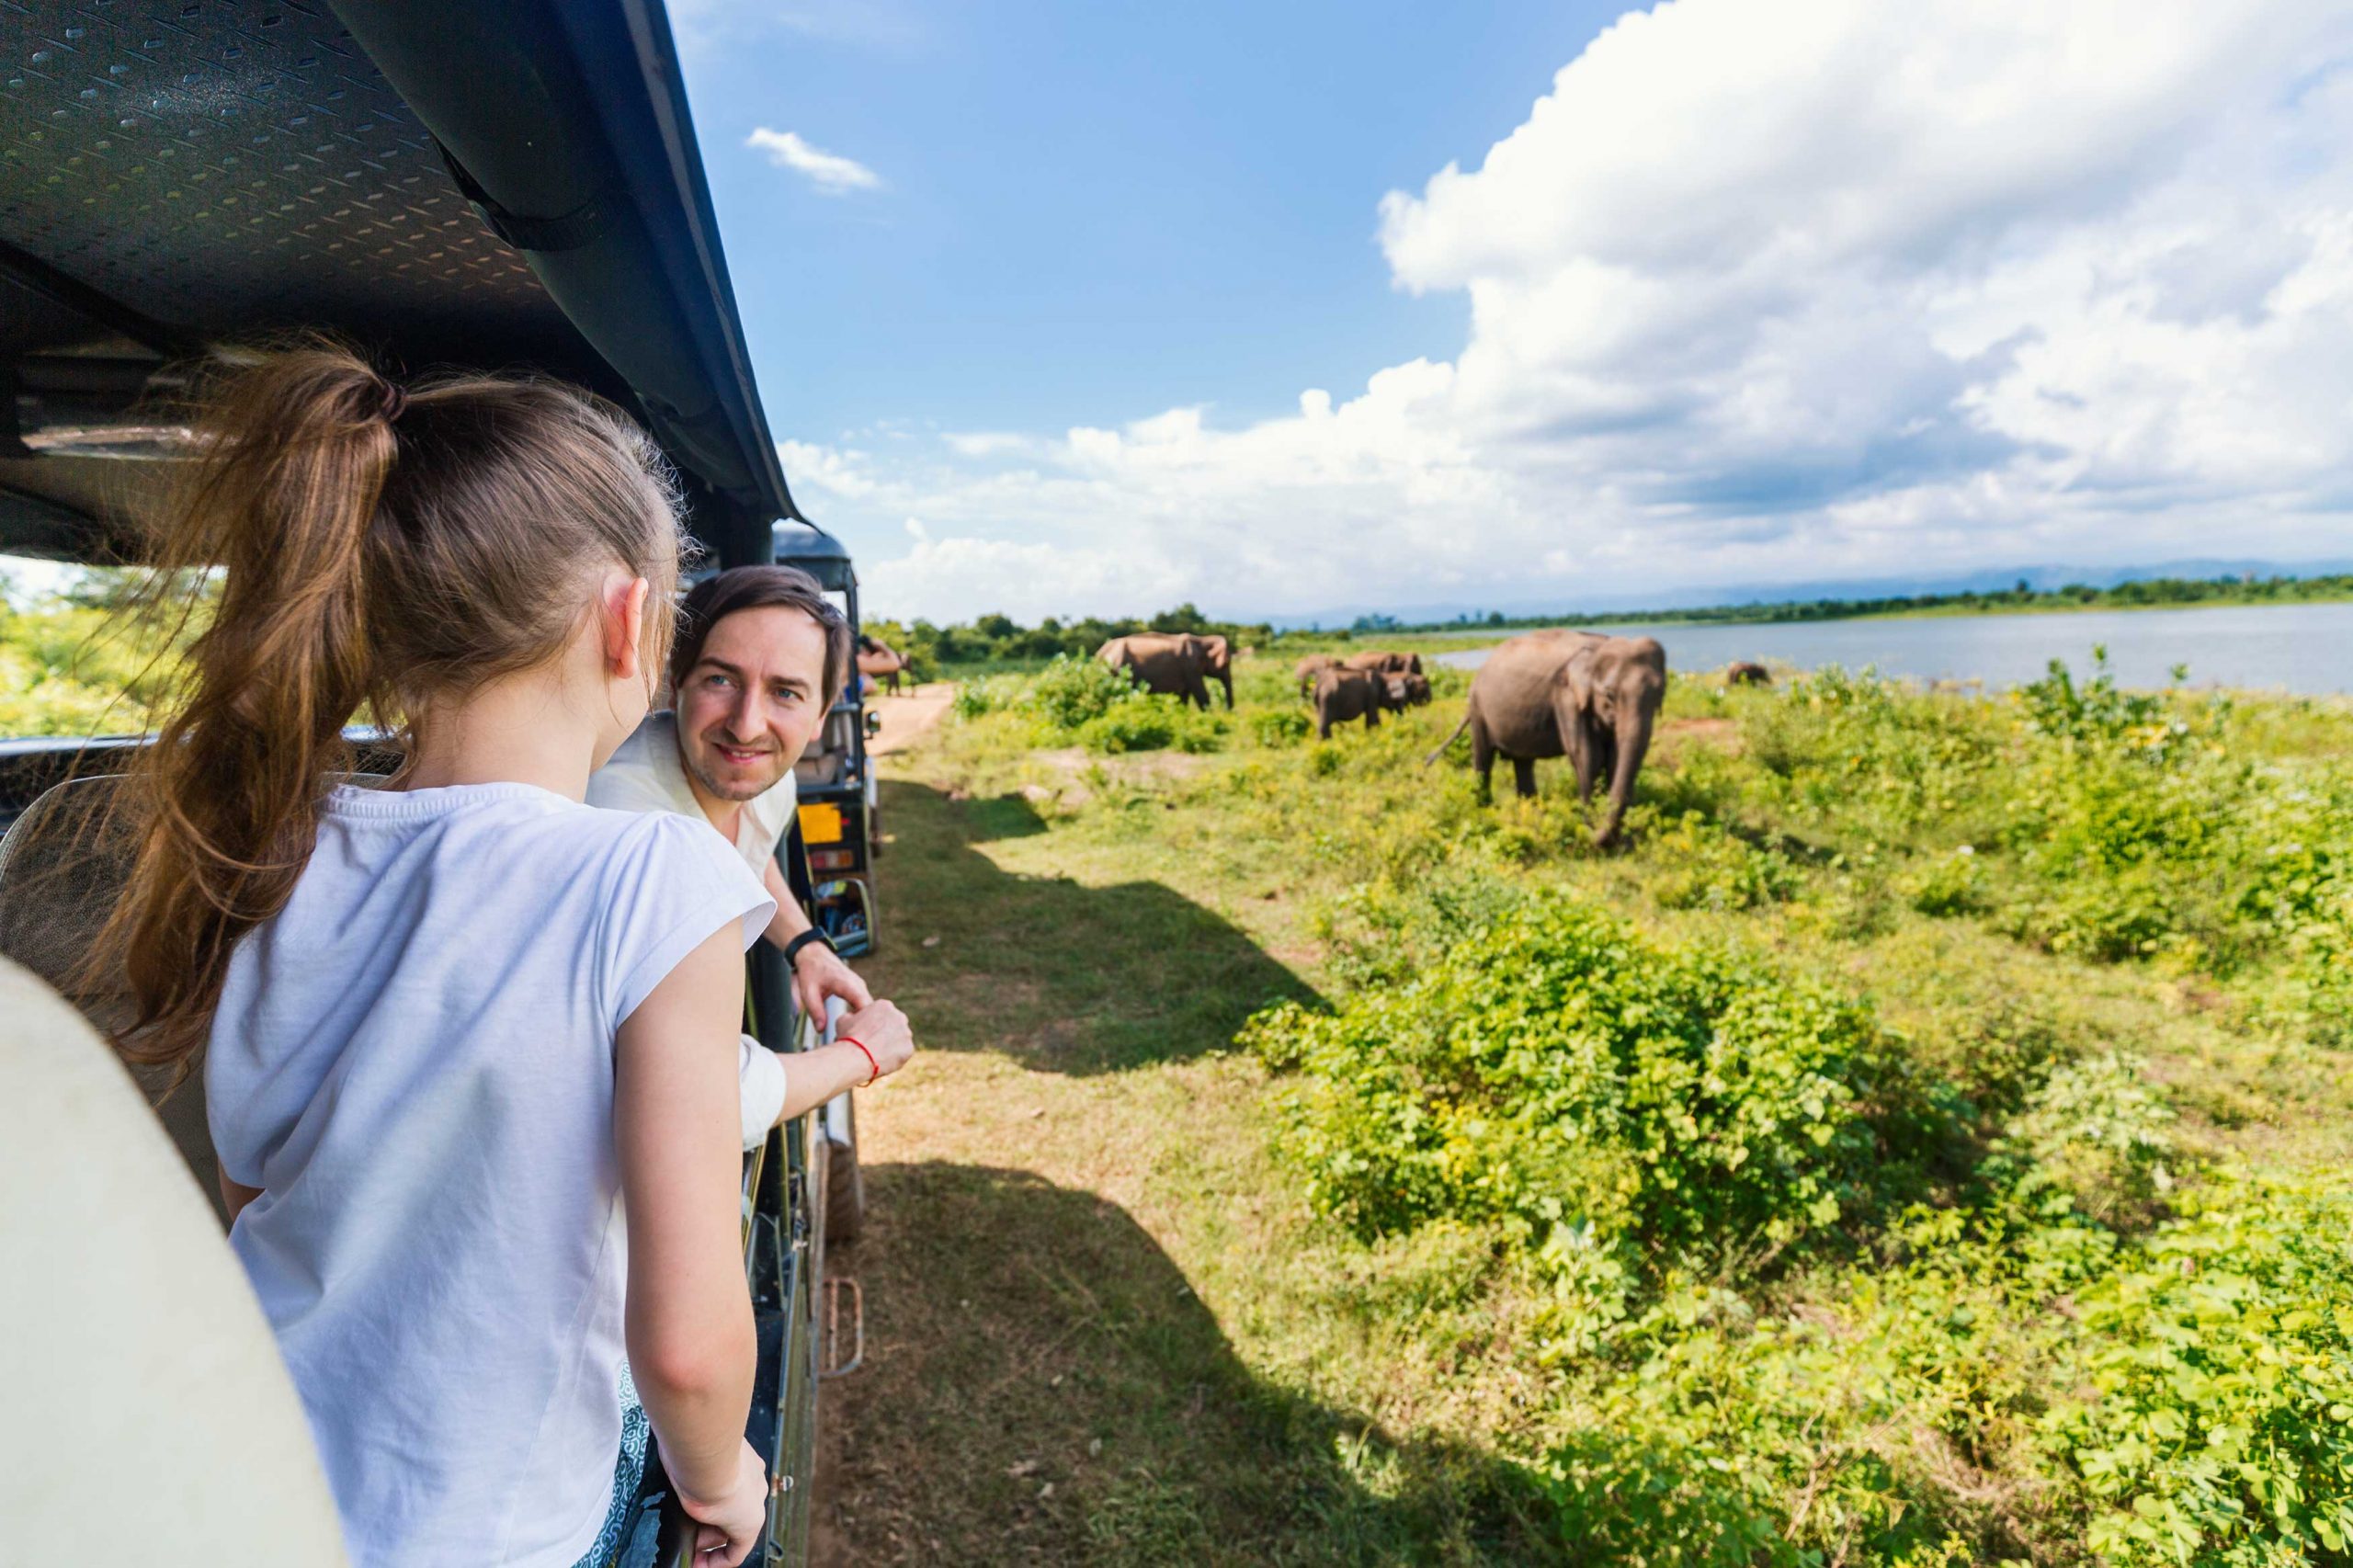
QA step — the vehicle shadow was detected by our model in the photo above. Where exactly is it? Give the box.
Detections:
[814,1164,1552,1567]
[864,780,1320,1075]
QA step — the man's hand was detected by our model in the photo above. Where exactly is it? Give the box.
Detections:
[792,940,872,1024]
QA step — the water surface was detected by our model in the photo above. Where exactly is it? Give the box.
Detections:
[1433,602,2353,694]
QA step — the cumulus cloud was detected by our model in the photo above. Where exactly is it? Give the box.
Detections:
[745,128,881,194]
[790,0,2353,621]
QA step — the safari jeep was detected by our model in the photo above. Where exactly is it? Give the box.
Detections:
[0,2,859,1562]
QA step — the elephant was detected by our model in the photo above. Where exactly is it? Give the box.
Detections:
[857,634,910,695]
[1425,630,1666,846]
[1313,667,1403,738]
[1390,672,1434,708]
[1195,633,1236,709]
[1725,660,1770,687]
[1342,650,1423,676]
[1097,633,1215,710]
[1294,653,1341,697]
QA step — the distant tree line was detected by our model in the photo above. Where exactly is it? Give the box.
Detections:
[1395,572,2353,634]
[861,573,2349,677]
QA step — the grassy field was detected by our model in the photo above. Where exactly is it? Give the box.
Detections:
[819,653,2353,1565]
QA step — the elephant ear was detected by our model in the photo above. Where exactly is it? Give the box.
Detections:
[1560,643,1600,712]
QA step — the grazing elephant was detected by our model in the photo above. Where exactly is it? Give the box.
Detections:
[1097,633,1215,710]
[1294,653,1341,697]
[1425,630,1666,846]
[1725,661,1770,687]
[1195,633,1236,709]
[1313,667,1403,738]
[1342,650,1423,676]
[857,634,910,695]
[1391,672,1433,708]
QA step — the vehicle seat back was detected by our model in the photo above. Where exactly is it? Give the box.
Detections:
[0,955,351,1563]
[0,770,236,1221]
[0,771,382,1226]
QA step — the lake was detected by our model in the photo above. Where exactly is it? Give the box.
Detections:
[1432,601,2353,694]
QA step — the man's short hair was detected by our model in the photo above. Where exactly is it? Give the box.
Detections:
[668,565,853,708]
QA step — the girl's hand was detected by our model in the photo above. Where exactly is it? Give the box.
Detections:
[684,1440,770,1565]
[838,998,914,1080]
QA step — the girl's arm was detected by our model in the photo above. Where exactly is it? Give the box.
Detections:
[771,999,915,1126]
[219,1172,261,1223]
[615,923,762,1524]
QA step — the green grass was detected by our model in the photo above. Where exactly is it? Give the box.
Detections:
[818,656,2353,1563]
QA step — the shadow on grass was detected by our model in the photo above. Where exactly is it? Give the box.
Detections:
[818,1164,1552,1567]
[868,780,1319,1074]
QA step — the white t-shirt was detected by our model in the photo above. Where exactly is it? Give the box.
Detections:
[585,710,798,879]
[206,782,773,1568]
[588,713,800,1143]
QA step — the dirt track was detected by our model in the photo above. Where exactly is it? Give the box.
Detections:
[864,684,952,756]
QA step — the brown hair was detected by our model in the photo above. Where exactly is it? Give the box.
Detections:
[99,341,688,1078]
[668,564,852,709]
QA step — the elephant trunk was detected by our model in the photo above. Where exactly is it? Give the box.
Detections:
[1597,706,1653,846]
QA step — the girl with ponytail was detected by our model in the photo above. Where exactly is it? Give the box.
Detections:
[103,344,777,1567]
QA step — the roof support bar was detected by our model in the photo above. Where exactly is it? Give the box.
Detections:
[0,240,198,361]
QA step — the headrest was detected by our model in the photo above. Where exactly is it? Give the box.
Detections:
[0,772,138,1017]
[0,770,388,1226]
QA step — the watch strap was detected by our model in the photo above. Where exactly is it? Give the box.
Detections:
[782,927,836,971]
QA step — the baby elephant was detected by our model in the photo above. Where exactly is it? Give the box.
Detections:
[1725,661,1770,687]
[1313,668,1429,737]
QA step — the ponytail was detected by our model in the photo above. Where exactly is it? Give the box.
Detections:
[98,342,686,1078]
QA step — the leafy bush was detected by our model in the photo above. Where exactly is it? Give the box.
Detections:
[1897,845,1985,916]
[1249,707,1309,747]
[1074,694,1225,755]
[1646,812,1800,912]
[1247,894,1935,1336]
[0,588,194,737]
[949,675,1025,721]
[1027,653,1136,730]
[2017,644,2180,753]
[2042,1172,2353,1566]
[2006,1051,2176,1217]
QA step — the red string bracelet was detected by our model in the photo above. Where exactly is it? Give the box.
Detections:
[841,1034,880,1087]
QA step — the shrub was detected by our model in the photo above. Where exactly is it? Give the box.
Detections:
[2042,1172,2353,1566]
[949,675,1025,721]
[1646,812,1801,912]
[1245,895,1935,1326]
[1897,846,1985,916]
[1249,708,1309,747]
[1027,653,1135,730]
[2005,1051,2176,1217]
[2017,645,2179,754]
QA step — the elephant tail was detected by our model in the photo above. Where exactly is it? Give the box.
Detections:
[1423,710,1471,766]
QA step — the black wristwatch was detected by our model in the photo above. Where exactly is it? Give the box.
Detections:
[782,927,838,971]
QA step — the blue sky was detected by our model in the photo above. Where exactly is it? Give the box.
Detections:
[9,1,2343,621]
[11,2,2342,624]
[689,3,2353,622]
[679,0,1616,440]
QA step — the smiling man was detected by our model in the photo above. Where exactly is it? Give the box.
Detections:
[589,565,875,1029]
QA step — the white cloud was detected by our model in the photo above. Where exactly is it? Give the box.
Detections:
[745,128,881,194]
[785,0,2353,621]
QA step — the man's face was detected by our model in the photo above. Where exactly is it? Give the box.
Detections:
[674,605,831,804]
